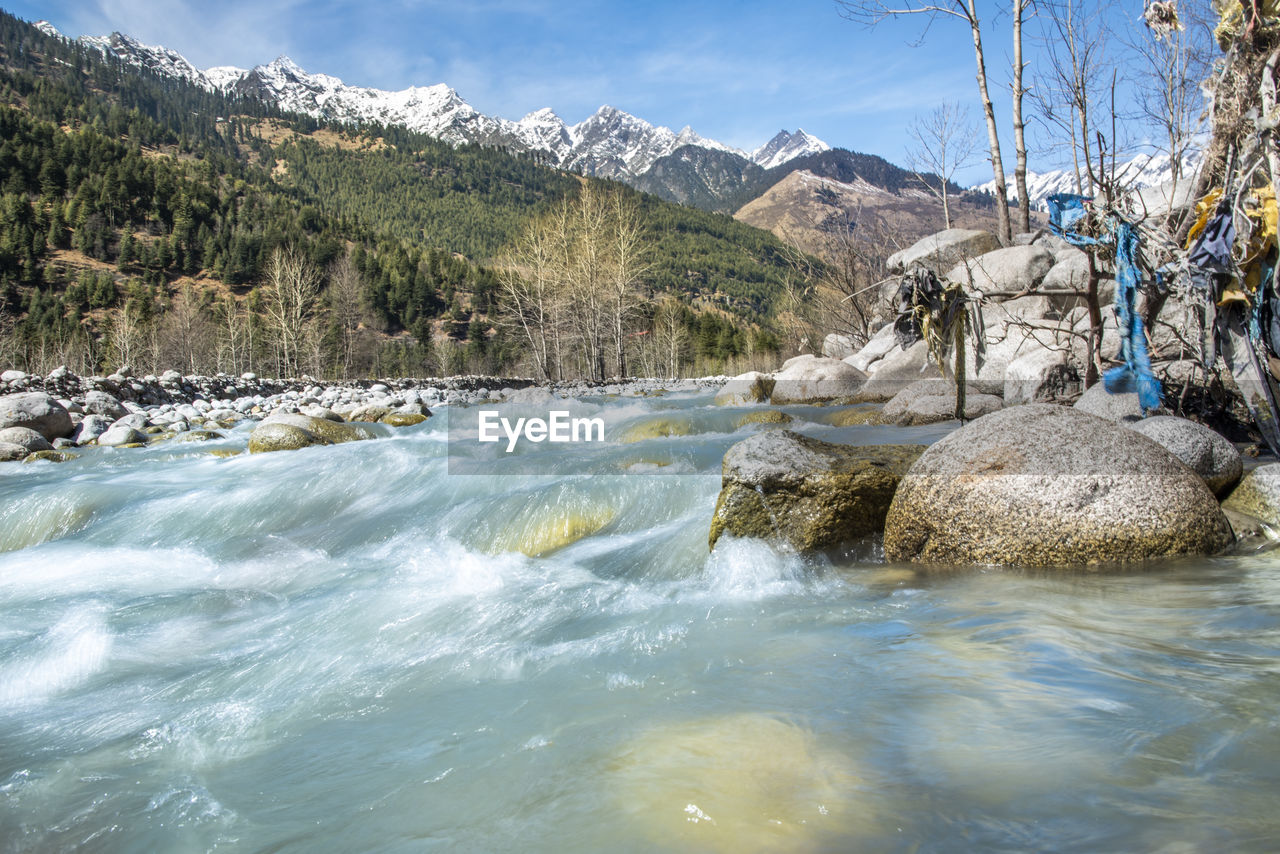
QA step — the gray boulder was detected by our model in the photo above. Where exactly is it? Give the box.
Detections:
[82,390,127,420]
[945,245,1055,295]
[822,333,856,360]
[886,229,1001,274]
[1003,347,1080,405]
[714,371,775,406]
[846,323,897,373]
[97,423,147,447]
[857,341,943,402]
[72,415,113,445]
[708,430,925,552]
[1074,381,1152,422]
[880,378,1003,426]
[770,357,866,405]
[1040,251,1089,292]
[884,405,1235,566]
[0,442,28,461]
[0,426,53,452]
[1222,464,1280,530]
[0,392,73,440]
[1127,416,1242,497]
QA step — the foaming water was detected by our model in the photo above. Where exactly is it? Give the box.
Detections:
[2,394,1280,851]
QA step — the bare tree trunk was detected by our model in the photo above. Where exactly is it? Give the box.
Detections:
[1012,0,1031,232]
[968,0,1012,244]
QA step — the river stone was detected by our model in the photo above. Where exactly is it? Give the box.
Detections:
[714,371,775,406]
[249,413,376,453]
[97,423,147,447]
[0,442,27,462]
[856,340,943,402]
[82,390,127,420]
[822,333,856,360]
[736,409,793,429]
[23,450,77,463]
[0,426,54,452]
[1127,416,1242,497]
[380,412,428,427]
[348,405,392,423]
[846,323,896,373]
[619,416,694,443]
[886,229,1001,274]
[827,407,885,426]
[0,392,73,440]
[770,357,867,405]
[945,245,1055,295]
[72,414,113,445]
[883,405,1235,566]
[1222,464,1280,529]
[1073,381,1150,422]
[708,430,925,552]
[1004,347,1080,405]
[880,379,1002,426]
[171,430,225,443]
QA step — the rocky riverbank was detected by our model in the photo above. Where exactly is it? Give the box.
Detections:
[0,366,728,459]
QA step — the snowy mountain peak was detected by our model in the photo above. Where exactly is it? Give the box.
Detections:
[970,151,1203,211]
[33,20,63,39]
[80,30,210,89]
[752,129,831,170]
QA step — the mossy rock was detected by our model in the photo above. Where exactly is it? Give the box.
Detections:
[145,425,165,435]
[736,410,794,429]
[172,430,225,443]
[119,442,148,449]
[147,432,177,443]
[826,407,885,427]
[491,506,617,557]
[209,449,244,459]
[23,450,78,463]
[619,417,694,443]
[715,371,776,406]
[709,430,925,552]
[1222,464,1280,528]
[380,412,429,427]
[349,405,393,423]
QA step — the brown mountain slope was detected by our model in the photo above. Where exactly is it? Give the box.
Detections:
[734,170,1032,260]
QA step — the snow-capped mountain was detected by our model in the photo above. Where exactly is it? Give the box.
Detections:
[40,19,841,209]
[971,152,1203,211]
[752,130,831,170]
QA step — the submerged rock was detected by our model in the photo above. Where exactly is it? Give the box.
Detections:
[709,430,924,552]
[609,713,873,853]
[380,412,429,427]
[714,371,775,406]
[735,409,793,429]
[248,413,375,453]
[0,392,73,441]
[826,407,885,427]
[884,405,1234,566]
[618,417,694,443]
[23,450,78,463]
[489,505,617,557]
[1127,416,1242,497]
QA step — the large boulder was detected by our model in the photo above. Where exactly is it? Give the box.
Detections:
[248,412,376,454]
[845,323,897,373]
[0,392,73,441]
[71,414,113,445]
[944,245,1054,295]
[880,379,1002,426]
[714,371,775,406]
[0,442,28,462]
[0,426,53,452]
[1074,381,1150,422]
[856,341,943,402]
[770,357,866,405]
[886,229,1001,274]
[883,405,1235,566]
[1127,416,1242,497]
[96,423,146,447]
[708,430,925,552]
[81,390,127,420]
[822,333,856,360]
[1003,347,1080,405]
[1222,464,1280,529]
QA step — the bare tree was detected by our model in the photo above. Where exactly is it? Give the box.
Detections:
[1012,0,1032,231]
[907,102,981,229]
[328,251,367,378]
[158,281,215,374]
[605,191,650,379]
[262,246,322,378]
[838,0,1013,242]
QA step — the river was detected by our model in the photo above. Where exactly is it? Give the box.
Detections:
[2,390,1279,852]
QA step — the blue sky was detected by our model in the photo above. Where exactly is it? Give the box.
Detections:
[10,1,1188,185]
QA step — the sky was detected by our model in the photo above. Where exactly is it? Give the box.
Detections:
[9,0,1192,185]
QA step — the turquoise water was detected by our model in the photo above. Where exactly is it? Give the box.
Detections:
[2,392,1279,852]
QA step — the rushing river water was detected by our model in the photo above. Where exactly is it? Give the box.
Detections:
[2,390,1280,852]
